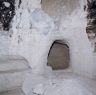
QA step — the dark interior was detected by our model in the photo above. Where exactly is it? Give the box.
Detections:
[47,41,70,70]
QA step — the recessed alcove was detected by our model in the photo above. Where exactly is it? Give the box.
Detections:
[47,40,70,70]
[41,0,80,19]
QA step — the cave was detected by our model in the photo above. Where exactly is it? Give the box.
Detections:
[47,41,70,70]
[0,0,96,95]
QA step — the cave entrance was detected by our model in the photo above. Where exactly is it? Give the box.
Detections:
[47,40,70,70]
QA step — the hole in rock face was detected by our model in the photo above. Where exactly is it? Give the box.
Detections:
[0,0,15,31]
[47,41,70,70]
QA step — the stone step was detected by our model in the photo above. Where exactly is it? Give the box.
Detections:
[0,55,31,92]
[0,55,30,73]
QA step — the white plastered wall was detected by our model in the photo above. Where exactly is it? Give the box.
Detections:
[7,0,96,94]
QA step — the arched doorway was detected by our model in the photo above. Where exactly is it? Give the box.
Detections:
[47,40,70,70]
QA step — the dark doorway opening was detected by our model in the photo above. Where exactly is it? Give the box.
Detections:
[47,41,70,70]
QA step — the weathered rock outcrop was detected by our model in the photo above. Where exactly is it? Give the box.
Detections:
[86,0,96,52]
[0,0,15,31]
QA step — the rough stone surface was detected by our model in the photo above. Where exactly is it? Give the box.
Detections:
[0,0,96,94]
[86,0,96,52]
[0,0,15,31]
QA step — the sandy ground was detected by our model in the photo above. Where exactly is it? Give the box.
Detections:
[0,70,96,95]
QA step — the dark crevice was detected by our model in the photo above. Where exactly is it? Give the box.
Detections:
[18,0,22,8]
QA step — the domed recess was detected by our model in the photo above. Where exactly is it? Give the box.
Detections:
[41,0,80,19]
